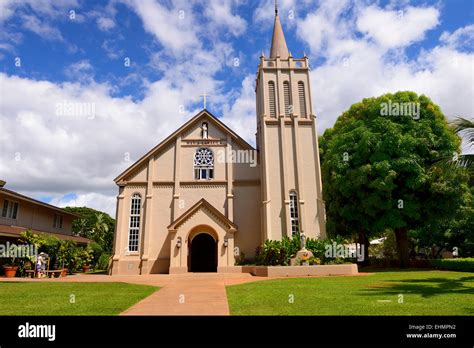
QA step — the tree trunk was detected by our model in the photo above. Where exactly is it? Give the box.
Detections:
[357,231,370,266]
[395,228,410,268]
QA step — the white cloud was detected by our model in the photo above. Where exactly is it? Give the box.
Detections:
[20,14,64,41]
[221,74,256,145]
[124,0,199,54]
[440,24,474,49]
[0,0,79,23]
[294,3,473,137]
[204,0,246,36]
[0,0,16,22]
[64,60,94,82]
[49,193,117,217]
[0,72,197,212]
[296,0,353,57]
[356,5,439,49]
[0,0,82,52]
[96,17,115,31]
[101,39,124,60]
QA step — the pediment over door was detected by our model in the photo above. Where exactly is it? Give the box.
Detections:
[167,198,237,237]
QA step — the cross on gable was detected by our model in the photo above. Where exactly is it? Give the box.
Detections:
[200,93,210,109]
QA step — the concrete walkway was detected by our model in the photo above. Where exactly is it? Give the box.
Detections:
[121,273,259,316]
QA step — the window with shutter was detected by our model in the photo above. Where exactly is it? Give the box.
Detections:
[268,81,276,118]
[298,81,307,118]
[283,81,291,116]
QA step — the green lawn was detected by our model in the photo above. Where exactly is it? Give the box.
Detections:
[0,282,158,315]
[226,270,474,315]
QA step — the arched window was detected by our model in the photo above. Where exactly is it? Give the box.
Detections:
[283,81,291,116]
[298,81,307,118]
[289,190,300,235]
[268,81,276,118]
[194,148,214,180]
[128,193,141,252]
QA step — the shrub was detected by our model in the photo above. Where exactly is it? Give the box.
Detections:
[255,235,300,266]
[235,252,255,266]
[366,257,400,268]
[16,259,33,277]
[43,236,61,268]
[430,258,474,272]
[305,235,349,264]
[16,230,97,275]
[254,234,353,266]
[57,240,78,272]
[57,241,93,273]
[18,230,62,272]
[255,240,284,266]
[305,238,328,259]
[308,257,321,265]
[325,257,346,265]
[88,242,103,267]
[79,247,94,268]
[96,252,112,270]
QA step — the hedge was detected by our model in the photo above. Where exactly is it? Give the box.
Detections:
[430,258,474,272]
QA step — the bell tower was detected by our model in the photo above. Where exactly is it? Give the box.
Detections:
[256,3,326,241]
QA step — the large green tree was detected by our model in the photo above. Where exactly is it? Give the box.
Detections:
[413,117,474,257]
[411,187,474,258]
[320,91,469,267]
[63,206,115,252]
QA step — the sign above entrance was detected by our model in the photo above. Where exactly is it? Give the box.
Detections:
[183,140,225,146]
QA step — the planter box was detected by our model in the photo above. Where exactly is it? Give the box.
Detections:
[250,264,358,277]
[164,264,358,276]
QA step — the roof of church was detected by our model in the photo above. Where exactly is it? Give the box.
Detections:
[167,198,237,231]
[269,5,289,59]
[114,109,255,184]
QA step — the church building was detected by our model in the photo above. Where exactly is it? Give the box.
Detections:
[110,7,326,275]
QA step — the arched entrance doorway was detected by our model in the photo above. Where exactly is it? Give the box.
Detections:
[189,233,217,272]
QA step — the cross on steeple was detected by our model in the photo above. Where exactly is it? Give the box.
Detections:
[275,0,278,15]
[200,92,210,109]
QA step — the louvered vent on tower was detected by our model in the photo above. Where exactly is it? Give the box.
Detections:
[298,81,307,118]
[283,81,291,116]
[268,81,276,118]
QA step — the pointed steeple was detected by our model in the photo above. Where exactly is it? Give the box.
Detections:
[269,0,289,59]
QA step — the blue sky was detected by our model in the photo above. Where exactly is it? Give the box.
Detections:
[2,0,472,105]
[0,0,473,215]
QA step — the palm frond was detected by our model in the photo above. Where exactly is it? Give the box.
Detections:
[459,154,474,172]
[452,117,474,149]
[431,154,473,173]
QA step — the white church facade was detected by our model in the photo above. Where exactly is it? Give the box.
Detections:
[110,8,326,275]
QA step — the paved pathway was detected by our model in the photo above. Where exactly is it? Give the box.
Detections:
[121,273,260,316]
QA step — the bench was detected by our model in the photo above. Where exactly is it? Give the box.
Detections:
[25,270,36,278]
[45,270,63,278]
